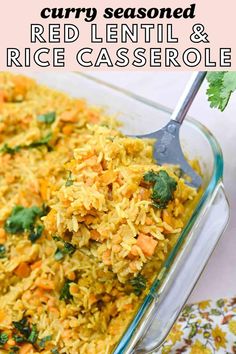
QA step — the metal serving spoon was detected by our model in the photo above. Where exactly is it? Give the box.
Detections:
[136,72,207,188]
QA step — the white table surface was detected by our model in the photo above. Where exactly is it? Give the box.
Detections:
[89,72,236,303]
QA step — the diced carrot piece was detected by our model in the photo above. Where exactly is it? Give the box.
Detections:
[67,271,76,281]
[102,249,111,265]
[90,229,100,241]
[19,343,33,354]
[14,262,31,278]
[30,260,42,270]
[35,278,55,290]
[0,309,6,323]
[0,91,6,103]
[62,124,74,135]
[92,163,103,173]
[40,180,48,201]
[0,228,6,243]
[87,111,100,124]
[130,245,139,256]
[100,171,117,185]
[60,110,77,123]
[136,233,158,257]
[89,294,97,306]
[48,307,59,316]
[145,217,154,226]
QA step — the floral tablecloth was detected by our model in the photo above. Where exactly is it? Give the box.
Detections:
[157,297,236,354]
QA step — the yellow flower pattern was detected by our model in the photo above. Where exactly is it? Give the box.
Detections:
[157,297,236,353]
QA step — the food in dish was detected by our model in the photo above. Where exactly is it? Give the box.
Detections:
[0,73,200,354]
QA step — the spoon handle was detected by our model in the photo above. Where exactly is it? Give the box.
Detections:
[172,72,207,124]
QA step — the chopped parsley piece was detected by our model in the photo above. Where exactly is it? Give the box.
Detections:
[13,334,25,343]
[12,317,38,344]
[60,279,73,301]
[53,236,76,261]
[144,170,177,209]
[37,112,56,124]
[5,206,42,234]
[9,346,19,354]
[0,332,8,346]
[54,248,64,261]
[27,133,52,150]
[0,144,20,155]
[207,72,236,111]
[28,224,44,243]
[0,134,53,156]
[51,348,59,354]
[41,203,50,216]
[65,171,73,187]
[0,244,6,259]
[130,274,147,296]
[13,317,31,338]
[38,335,52,348]
[27,324,38,344]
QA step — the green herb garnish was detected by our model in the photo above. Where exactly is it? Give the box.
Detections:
[51,348,59,354]
[0,332,8,346]
[38,335,52,349]
[5,206,42,234]
[28,224,44,243]
[13,334,25,343]
[65,171,73,187]
[144,170,177,209]
[9,346,19,354]
[0,133,53,155]
[53,236,76,261]
[27,133,52,150]
[13,317,31,338]
[60,279,73,301]
[27,324,38,344]
[0,244,6,259]
[12,317,38,345]
[54,248,64,261]
[0,144,20,155]
[37,112,56,124]
[207,72,236,111]
[129,274,147,296]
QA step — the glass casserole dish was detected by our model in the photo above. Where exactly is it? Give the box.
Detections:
[21,72,230,354]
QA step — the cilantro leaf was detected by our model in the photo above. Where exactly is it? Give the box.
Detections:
[65,171,73,187]
[37,112,56,124]
[5,206,42,234]
[53,236,76,261]
[54,248,65,261]
[27,324,38,344]
[0,332,8,346]
[0,244,6,259]
[0,144,20,155]
[38,335,52,349]
[27,133,52,150]
[143,170,177,209]
[60,279,73,301]
[28,224,44,243]
[13,317,31,338]
[51,349,59,354]
[9,346,20,354]
[12,317,38,345]
[0,134,53,156]
[207,72,236,111]
[129,274,147,296]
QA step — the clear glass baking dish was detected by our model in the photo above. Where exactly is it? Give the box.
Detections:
[24,72,230,354]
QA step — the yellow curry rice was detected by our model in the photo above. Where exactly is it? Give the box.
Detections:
[0,73,199,354]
